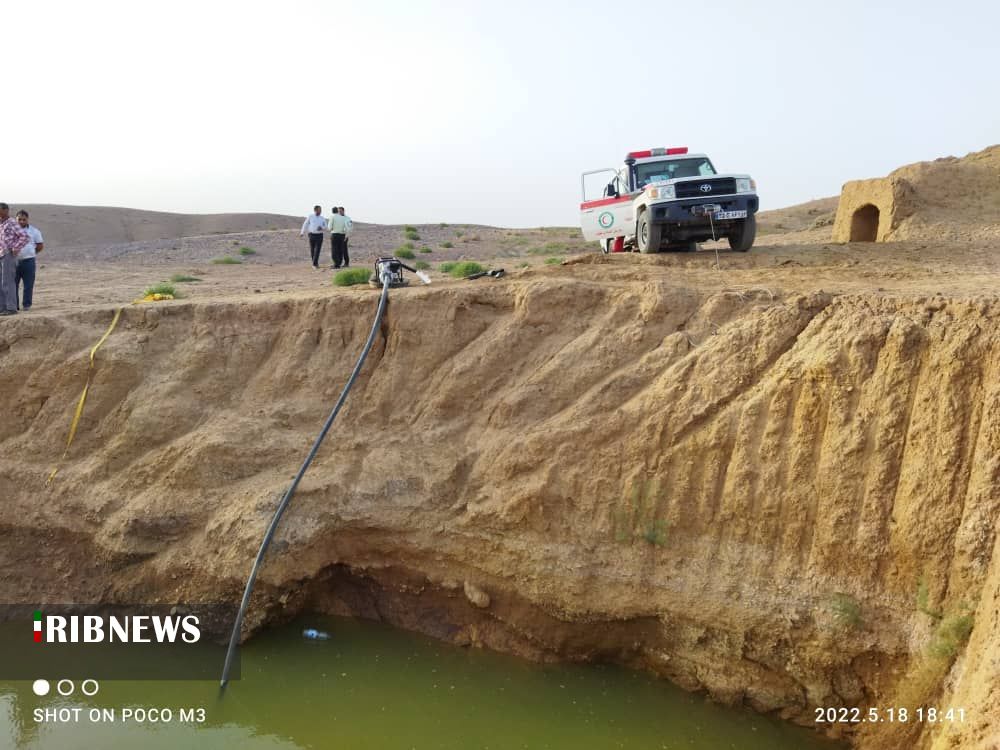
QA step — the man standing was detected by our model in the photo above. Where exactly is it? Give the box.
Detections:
[0,203,29,316]
[299,205,326,270]
[15,210,43,310]
[328,206,348,269]
[339,206,353,268]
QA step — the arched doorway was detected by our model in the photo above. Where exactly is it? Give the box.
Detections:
[849,204,880,242]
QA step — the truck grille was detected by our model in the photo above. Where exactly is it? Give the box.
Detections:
[675,178,737,199]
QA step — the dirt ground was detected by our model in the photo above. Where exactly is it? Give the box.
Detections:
[3,193,1000,750]
[20,217,1000,317]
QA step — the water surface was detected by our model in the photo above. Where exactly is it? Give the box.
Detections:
[1,616,843,749]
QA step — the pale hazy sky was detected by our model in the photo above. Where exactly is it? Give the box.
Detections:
[7,0,998,227]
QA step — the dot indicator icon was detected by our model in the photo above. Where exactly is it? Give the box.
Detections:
[32,679,50,697]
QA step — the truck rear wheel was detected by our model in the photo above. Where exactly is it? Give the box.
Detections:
[728,215,756,252]
[637,211,661,254]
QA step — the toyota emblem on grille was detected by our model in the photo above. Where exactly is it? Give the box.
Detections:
[699,184,713,193]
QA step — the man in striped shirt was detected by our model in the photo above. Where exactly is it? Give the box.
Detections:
[0,203,29,316]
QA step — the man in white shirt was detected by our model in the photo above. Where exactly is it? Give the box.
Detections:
[299,205,326,269]
[338,207,353,267]
[328,206,349,269]
[15,210,43,310]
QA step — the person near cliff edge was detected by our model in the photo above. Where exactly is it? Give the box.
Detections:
[0,203,29,316]
[300,205,327,270]
[338,206,353,267]
[328,206,348,269]
[15,210,43,310]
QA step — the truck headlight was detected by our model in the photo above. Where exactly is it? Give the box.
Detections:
[736,178,756,193]
[647,184,675,200]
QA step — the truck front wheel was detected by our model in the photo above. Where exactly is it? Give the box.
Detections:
[637,211,661,254]
[728,215,756,252]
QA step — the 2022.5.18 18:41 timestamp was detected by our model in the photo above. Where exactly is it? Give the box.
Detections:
[815,707,966,724]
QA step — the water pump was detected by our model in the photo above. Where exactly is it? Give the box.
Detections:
[370,256,431,288]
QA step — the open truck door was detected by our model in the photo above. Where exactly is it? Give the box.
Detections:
[580,168,634,247]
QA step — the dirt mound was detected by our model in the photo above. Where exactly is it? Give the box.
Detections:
[833,144,1000,243]
[2,270,999,749]
[11,204,300,248]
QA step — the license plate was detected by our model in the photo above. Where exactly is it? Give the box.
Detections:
[714,210,747,220]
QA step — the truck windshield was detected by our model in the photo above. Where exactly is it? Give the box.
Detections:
[635,158,716,187]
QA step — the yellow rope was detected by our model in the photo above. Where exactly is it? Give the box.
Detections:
[46,308,124,485]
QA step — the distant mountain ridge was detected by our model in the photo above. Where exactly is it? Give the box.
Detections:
[9,205,301,247]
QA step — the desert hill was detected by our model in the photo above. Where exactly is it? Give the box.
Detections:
[887,143,1000,240]
[11,204,300,247]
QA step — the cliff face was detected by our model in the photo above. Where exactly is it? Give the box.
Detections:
[2,275,998,748]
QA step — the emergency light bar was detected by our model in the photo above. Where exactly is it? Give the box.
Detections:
[626,147,689,159]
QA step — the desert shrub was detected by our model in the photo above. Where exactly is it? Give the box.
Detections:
[829,593,863,629]
[169,274,200,283]
[211,256,241,265]
[333,268,372,286]
[414,260,430,270]
[238,246,256,255]
[404,229,420,241]
[419,247,433,253]
[396,248,415,259]
[916,576,943,619]
[440,241,454,248]
[143,282,177,297]
[641,519,669,547]
[611,479,669,546]
[544,257,561,265]
[439,261,484,278]
[929,614,974,659]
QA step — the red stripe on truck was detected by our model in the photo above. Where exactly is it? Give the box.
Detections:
[580,195,632,210]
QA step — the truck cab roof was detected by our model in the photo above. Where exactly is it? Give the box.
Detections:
[630,152,709,165]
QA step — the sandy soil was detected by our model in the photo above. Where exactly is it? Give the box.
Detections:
[3,154,1000,750]
[21,223,1000,316]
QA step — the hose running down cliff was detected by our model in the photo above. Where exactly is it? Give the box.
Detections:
[219,273,393,689]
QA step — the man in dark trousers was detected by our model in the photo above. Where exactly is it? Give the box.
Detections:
[339,206,353,267]
[15,210,43,310]
[328,206,348,269]
[299,205,326,270]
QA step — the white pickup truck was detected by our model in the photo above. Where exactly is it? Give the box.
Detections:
[580,147,759,253]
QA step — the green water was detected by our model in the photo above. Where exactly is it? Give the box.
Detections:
[1,616,842,749]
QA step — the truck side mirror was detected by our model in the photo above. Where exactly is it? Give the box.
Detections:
[605,182,618,198]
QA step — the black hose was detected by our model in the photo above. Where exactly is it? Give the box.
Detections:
[220,276,392,689]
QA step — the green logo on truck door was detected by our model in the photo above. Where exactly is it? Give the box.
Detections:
[598,211,615,229]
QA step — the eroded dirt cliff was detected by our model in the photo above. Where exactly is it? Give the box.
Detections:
[2,268,998,748]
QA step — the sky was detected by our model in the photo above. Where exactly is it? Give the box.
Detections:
[6,0,999,227]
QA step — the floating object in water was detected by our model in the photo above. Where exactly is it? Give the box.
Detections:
[303,628,330,641]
